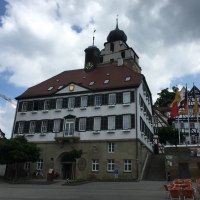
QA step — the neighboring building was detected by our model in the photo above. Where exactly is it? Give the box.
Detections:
[164,86,200,180]
[173,86,200,144]
[12,23,154,181]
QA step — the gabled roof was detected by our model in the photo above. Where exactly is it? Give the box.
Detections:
[16,63,144,100]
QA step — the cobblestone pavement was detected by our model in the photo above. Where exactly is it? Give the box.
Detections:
[0,180,196,200]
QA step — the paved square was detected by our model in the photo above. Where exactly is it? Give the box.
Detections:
[0,180,168,200]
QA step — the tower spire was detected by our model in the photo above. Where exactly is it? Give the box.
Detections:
[116,14,119,29]
[93,29,96,46]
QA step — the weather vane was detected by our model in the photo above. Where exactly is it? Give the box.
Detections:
[116,14,119,28]
[93,29,96,46]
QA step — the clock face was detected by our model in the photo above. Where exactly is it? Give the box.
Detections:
[85,62,94,70]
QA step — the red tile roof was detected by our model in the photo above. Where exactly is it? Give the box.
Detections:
[16,63,144,100]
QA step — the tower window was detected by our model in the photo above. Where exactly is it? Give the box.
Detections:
[110,43,114,52]
[100,56,103,63]
[121,51,125,58]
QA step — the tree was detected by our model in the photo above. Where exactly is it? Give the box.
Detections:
[154,86,178,107]
[0,136,40,178]
[157,126,184,145]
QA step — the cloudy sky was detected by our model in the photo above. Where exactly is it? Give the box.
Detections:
[0,0,200,138]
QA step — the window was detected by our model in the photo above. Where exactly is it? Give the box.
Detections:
[53,119,61,132]
[79,118,86,131]
[108,143,115,153]
[81,96,88,107]
[89,81,95,86]
[123,115,131,130]
[121,51,125,58]
[107,159,115,172]
[24,162,30,170]
[123,92,130,104]
[104,79,109,84]
[108,93,116,105]
[64,119,74,136]
[68,97,75,109]
[56,98,63,109]
[125,76,131,81]
[44,100,50,110]
[18,122,24,134]
[29,121,36,134]
[41,120,48,133]
[48,86,53,91]
[95,95,102,106]
[58,85,63,90]
[36,159,43,170]
[108,116,115,130]
[110,43,114,52]
[92,159,99,171]
[93,117,101,131]
[124,160,132,172]
[22,102,28,112]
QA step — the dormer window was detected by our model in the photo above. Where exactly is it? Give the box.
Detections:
[125,76,131,82]
[104,79,109,84]
[89,81,95,86]
[48,86,53,91]
[58,85,63,90]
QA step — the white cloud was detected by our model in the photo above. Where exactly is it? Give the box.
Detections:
[0,101,15,138]
[0,0,200,138]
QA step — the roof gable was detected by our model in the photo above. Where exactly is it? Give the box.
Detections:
[56,83,89,94]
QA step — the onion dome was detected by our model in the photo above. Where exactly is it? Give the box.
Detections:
[107,22,127,43]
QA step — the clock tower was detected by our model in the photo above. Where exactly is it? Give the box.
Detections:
[84,45,100,72]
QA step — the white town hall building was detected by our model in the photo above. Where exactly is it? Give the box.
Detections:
[12,22,154,181]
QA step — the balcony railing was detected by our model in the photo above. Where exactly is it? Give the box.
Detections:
[55,131,80,142]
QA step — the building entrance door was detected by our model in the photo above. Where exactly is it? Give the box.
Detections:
[62,162,73,180]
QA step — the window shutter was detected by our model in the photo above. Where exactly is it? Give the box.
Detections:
[75,118,79,131]
[50,99,56,109]
[116,115,122,129]
[47,120,53,132]
[33,101,38,110]
[14,122,19,133]
[86,117,93,131]
[38,100,44,110]
[75,97,80,107]
[88,95,94,106]
[131,114,135,128]
[60,119,63,132]
[63,98,68,108]
[131,91,135,103]
[101,116,108,130]
[18,102,23,112]
[102,94,108,105]
[27,101,33,111]
[35,121,42,133]
[116,93,123,104]
[24,121,30,133]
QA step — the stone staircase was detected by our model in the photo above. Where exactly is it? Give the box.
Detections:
[144,154,166,181]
